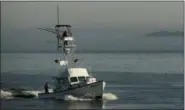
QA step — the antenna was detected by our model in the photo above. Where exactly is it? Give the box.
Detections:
[56,4,60,52]
[57,4,59,25]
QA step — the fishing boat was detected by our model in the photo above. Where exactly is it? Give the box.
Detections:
[38,5,106,100]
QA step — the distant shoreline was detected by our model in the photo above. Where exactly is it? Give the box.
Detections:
[146,30,184,37]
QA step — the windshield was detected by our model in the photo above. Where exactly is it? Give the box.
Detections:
[70,77,78,82]
[78,76,86,82]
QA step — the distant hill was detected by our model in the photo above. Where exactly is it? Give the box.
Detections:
[146,30,184,37]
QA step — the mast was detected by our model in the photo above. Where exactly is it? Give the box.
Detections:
[38,4,76,69]
[57,4,59,26]
[55,4,69,68]
[56,4,60,51]
[56,5,66,64]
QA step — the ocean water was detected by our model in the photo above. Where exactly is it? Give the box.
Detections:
[1,52,184,109]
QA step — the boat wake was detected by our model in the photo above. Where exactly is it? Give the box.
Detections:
[1,89,118,101]
[64,92,118,101]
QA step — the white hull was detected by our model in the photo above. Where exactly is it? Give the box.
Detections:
[38,81,105,100]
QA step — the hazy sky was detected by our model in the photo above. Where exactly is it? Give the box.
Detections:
[1,2,184,52]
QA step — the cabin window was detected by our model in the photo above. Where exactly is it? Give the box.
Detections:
[62,78,68,84]
[78,76,86,82]
[54,80,57,85]
[57,79,61,84]
[70,77,78,82]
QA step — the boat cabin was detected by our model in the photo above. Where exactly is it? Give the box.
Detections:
[52,68,97,92]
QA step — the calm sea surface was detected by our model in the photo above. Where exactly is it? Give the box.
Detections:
[1,52,184,109]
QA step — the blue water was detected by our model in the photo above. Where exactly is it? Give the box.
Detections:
[1,52,184,109]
